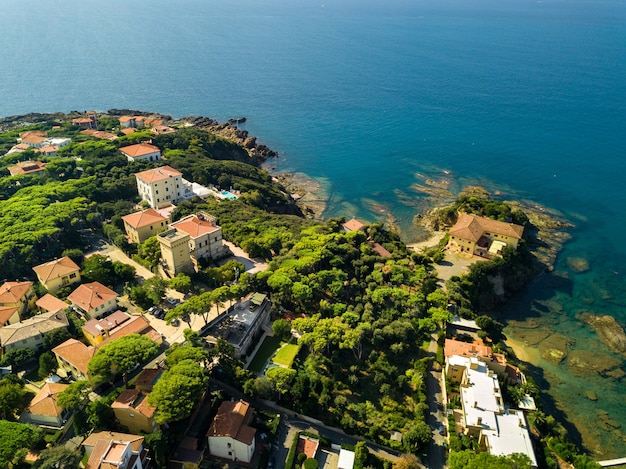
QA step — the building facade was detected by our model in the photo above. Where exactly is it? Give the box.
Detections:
[32,256,81,293]
[447,213,524,257]
[207,400,256,463]
[157,228,194,276]
[169,212,226,263]
[134,166,193,209]
[121,209,168,243]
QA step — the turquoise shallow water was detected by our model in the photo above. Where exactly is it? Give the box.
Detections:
[1,0,626,457]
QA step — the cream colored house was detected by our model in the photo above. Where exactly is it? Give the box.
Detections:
[82,432,148,469]
[112,389,158,434]
[52,338,95,380]
[207,400,256,463]
[157,228,193,276]
[121,208,168,244]
[0,305,20,328]
[67,282,118,319]
[134,166,193,209]
[120,143,162,163]
[19,382,70,428]
[0,310,69,353]
[170,212,226,263]
[32,256,81,293]
[0,280,37,317]
[447,213,524,257]
[36,294,70,314]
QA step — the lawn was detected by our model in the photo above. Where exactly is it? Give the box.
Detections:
[273,342,300,367]
[248,335,282,373]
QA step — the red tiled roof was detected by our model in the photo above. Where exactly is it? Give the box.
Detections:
[0,305,19,326]
[121,208,167,229]
[371,242,392,258]
[119,143,161,158]
[68,282,117,312]
[82,311,131,337]
[33,256,80,283]
[133,368,163,391]
[7,160,46,176]
[343,218,365,232]
[111,389,155,418]
[449,213,524,242]
[23,382,69,417]
[444,338,493,358]
[36,294,69,313]
[134,165,182,183]
[207,400,256,445]
[99,315,159,347]
[52,338,95,376]
[0,281,33,304]
[171,214,219,238]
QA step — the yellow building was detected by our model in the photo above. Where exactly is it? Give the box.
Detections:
[67,282,118,319]
[447,213,524,258]
[32,257,81,294]
[157,228,193,276]
[112,389,159,434]
[52,338,95,380]
[81,311,132,346]
[0,280,37,317]
[121,209,168,244]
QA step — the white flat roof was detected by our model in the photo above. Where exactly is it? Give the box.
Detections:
[450,316,480,330]
[484,411,537,467]
[338,449,355,469]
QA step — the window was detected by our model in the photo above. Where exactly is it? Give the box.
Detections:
[69,273,77,279]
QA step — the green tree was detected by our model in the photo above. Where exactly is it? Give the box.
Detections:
[0,348,35,369]
[33,446,80,469]
[402,420,432,452]
[88,334,159,385]
[57,380,91,410]
[168,273,192,293]
[0,377,27,420]
[143,276,167,305]
[0,421,44,469]
[266,367,296,401]
[144,430,168,469]
[82,254,116,285]
[43,328,71,351]
[393,454,421,469]
[38,352,58,379]
[148,359,208,424]
[272,318,292,340]
[86,398,116,430]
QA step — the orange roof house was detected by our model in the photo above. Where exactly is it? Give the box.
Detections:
[82,311,132,346]
[19,382,70,428]
[134,165,182,184]
[67,282,118,319]
[99,315,162,348]
[82,431,148,469]
[133,368,163,392]
[33,256,81,293]
[119,143,161,162]
[36,294,69,313]
[52,338,95,380]
[342,218,365,232]
[19,133,48,148]
[207,400,256,463]
[121,208,168,244]
[112,389,158,434]
[0,305,20,328]
[7,160,46,176]
[447,213,524,257]
[0,310,68,352]
[170,212,224,262]
[134,165,191,210]
[0,280,36,316]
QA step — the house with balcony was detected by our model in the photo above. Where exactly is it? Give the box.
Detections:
[0,310,69,354]
[67,282,118,319]
[120,143,162,163]
[134,165,193,210]
[169,212,227,264]
[19,382,70,429]
[82,431,149,469]
[447,213,524,257]
[82,311,132,346]
[52,338,95,380]
[0,280,37,318]
[112,389,158,434]
[33,256,81,294]
[121,208,168,244]
[7,160,47,176]
[207,400,256,463]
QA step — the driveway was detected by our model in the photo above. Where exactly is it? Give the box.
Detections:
[425,334,448,469]
[222,240,268,274]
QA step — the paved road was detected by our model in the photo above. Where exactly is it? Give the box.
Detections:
[426,334,449,469]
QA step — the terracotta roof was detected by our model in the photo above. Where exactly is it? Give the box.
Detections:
[134,165,181,184]
[21,134,47,145]
[100,315,158,347]
[133,368,163,391]
[7,160,46,176]
[19,130,47,139]
[343,218,365,232]
[171,214,219,238]
[119,116,136,123]
[0,281,33,304]
[33,256,80,284]
[371,242,392,258]
[207,400,256,445]
[121,208,167,229]
[111,389,155,418]
[36,144,59,154]
[83,431,144,452]
[73,117,93,124]
[82,311,131,337]
[23,382,68,417]
[81,130,117,140]
[52,338,95,376]
[0,305,19,326]
[444,338,493,358]
[449,213,524,242]
[0,310,69,347]
[119,143,160,158]
[120,128,136,135]
[36,294,69,313]
[68,282,118,312]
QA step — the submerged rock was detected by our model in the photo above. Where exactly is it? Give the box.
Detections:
[539,333,574,363]
[568,257,590,272]
[584,390,598,401]
[578,311,626,355]
[514,327,553,345]
[567,350,622,377]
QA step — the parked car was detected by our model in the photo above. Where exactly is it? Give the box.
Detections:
[147,306,158,315]
[170,318,180,327]
[166,297,180,306]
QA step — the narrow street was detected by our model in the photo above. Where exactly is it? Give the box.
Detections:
[425,334,448,469]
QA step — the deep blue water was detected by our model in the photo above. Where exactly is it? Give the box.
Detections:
[2,0,626,457]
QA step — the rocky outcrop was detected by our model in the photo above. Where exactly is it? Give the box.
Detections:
[539,334,574,363]
[567,350,622,377]
[578,311,626,355]
[567,257,590,272]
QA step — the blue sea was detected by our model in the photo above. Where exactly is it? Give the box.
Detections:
[2,0,626,458]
